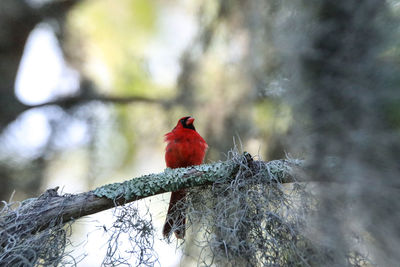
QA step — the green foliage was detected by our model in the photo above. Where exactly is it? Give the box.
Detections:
[69,0,164,96]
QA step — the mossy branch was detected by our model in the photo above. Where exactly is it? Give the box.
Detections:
[0,153,302,247]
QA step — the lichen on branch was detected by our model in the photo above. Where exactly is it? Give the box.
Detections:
[0,152,301,266]
[93,159,238,200]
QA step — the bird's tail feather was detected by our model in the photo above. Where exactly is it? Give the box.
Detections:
[163,190,186,239]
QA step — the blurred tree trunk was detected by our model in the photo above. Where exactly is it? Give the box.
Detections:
[0,0,39,131]
[288,0,400,266]
[0,0,80,133]
[0,0,79,201]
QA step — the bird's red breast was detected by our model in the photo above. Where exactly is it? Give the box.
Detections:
[164,116,208,168]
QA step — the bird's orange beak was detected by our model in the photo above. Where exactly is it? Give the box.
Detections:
[187,117,195,125]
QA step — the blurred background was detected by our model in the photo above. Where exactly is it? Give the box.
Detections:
[0,0,290,265]
[1,0,400,266]
[0,0,289,203]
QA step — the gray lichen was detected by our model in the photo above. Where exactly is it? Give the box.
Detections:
[92,153,300,202]
[92,159,239,201]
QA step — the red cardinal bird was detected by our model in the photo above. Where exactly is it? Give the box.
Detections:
[163,116,208,239]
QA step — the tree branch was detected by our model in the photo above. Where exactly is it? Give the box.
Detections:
[0,153,302,246]
[24,94,167,110]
